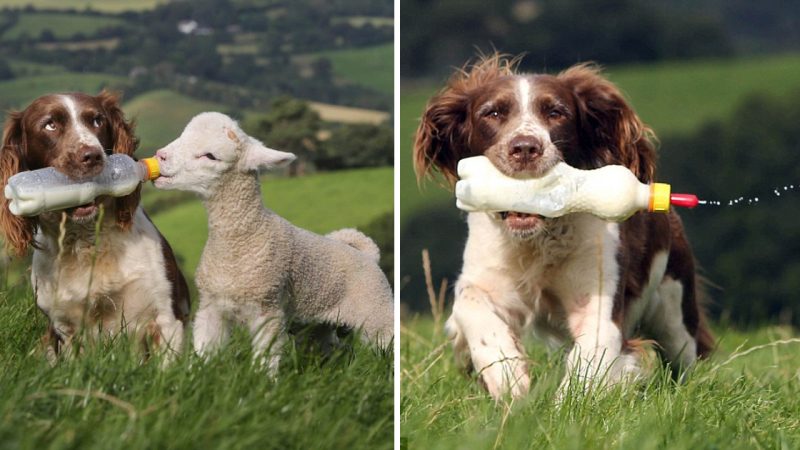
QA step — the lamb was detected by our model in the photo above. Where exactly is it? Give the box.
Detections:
[153,112,394,370]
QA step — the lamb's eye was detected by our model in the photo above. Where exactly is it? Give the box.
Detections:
[44,120,57,131]
[92,116,103,128]
[203,153,218,161]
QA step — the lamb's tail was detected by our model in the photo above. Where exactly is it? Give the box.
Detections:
[326,228,380,264]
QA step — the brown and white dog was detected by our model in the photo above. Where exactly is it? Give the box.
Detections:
[413,55,713,400]
[0,91,190,360]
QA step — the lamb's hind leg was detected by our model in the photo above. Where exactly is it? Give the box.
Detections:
[317,285,394,349]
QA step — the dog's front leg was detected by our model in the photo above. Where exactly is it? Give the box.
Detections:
[447,280,530,400]
[552,240,639,398]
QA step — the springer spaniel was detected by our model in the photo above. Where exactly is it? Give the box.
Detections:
[413,55,713,400]
[0,91,190,360]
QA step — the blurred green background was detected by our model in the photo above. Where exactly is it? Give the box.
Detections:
[400,0,800,327]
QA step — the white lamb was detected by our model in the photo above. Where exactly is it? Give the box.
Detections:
[153,112,394,371]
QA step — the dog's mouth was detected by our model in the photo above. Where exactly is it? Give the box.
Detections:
[499,211,545,231]
[67,201,99,220]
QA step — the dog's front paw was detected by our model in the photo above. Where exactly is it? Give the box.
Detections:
[477,357,530,401]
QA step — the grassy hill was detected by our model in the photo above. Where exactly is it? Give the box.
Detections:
[307,43,394,95]
[0,0,164,12]
[1,12,124,41]
[400,53,800,224]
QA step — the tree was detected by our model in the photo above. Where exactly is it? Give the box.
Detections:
[317,123,392,170]
[250,97,322,175]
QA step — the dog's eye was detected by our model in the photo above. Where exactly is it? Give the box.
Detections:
[92,116,104,128]
[484,110,502,120]
[44,120,57,131]
[203,153,218,161]
[547,109,565,120]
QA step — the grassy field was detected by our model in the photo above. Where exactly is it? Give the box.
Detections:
[1,12,124,41]
[146,166,394,278]
[0,165,394,449]
[402,316,800,449]
[399,53,800,224]
[6,58,65,76]
[0,285,393,449]
[0,0,164,12]
[302,43,394,95]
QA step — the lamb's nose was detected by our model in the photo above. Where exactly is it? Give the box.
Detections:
[508,135,544,161]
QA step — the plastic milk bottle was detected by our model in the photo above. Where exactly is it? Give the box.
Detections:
[455,156,698,222]
[4,154,160,216]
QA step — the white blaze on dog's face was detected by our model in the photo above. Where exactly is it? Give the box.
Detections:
[154,112,296,197]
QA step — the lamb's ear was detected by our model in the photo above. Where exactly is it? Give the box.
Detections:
[240,138,296,171]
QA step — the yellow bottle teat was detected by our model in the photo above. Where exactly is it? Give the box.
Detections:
[141,157,160,180]
[649,183,671,213]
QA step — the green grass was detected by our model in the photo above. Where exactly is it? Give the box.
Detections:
[0,284,393,449]
[400,53,800,224]
[306,43,394,95]
[0,0,163,13]
[147,166,393,280]
[6,58,65,76]
[1,12,124,41]
[402,316,800,449]
[123,90,230,155]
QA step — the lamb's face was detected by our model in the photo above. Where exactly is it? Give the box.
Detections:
[154,112,295,198]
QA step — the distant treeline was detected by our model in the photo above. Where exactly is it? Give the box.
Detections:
[402,0,799,78]
[0,0,393,111]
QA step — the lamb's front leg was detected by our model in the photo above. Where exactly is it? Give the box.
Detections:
[193,297,230,357]
[247,307,286,376]
[446,280,530,400]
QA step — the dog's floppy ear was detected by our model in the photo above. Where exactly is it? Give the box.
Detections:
[414,53,518,186]
[240,137,296,172]
[97,89,141,228]
[0,111,37,256]
[413,88,471,186]
[559,63,657,182]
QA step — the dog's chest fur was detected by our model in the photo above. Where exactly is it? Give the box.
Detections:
[32,209,172,332]
[460,212,629,342]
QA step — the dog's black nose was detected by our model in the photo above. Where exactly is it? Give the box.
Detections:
[508,135,544,162]
[80,146,104,169]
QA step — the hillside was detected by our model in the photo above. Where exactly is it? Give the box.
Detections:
[0,0,164,12]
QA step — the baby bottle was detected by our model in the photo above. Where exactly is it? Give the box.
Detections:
[4,154,160,217]
[455,156,697,222]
